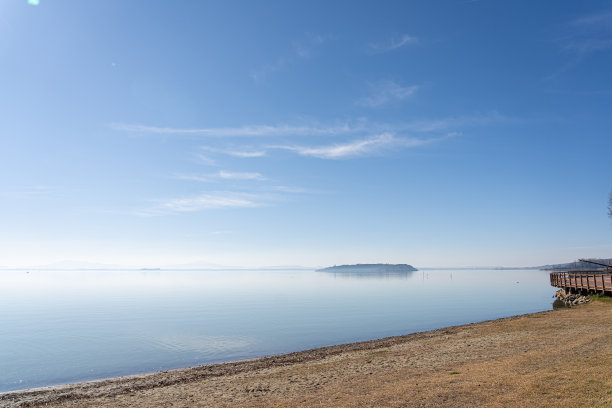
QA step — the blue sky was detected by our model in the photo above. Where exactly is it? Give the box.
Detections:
[1,0,612,268]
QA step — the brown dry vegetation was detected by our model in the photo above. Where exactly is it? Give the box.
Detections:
[2,301,612,408]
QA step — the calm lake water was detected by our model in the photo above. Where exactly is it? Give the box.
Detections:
[0,268,555,393]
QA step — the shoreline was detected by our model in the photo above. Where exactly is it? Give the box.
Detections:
[2,302,612,407]
[2,314,526,405]
[1,308,553,396]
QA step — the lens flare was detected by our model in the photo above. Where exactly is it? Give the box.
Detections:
[28,0,40,5]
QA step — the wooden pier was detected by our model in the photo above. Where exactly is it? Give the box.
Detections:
[550,271,612,295]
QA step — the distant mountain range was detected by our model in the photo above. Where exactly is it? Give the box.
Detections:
[3,259,610,272]
[317,264,418,273]
[538,258,612,271]
[25,260,123,270]
[0,260,316,271]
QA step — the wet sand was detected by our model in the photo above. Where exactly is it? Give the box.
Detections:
[2,301,611,407]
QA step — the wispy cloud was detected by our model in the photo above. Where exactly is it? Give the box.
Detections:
[250,34,327,81]
[138,181,313,216]
[293,34,327,58]
[368,34,419,53]
[209,230,234,235]
[249,58,289,82]
[227,150,267,158]
[138,192,265,216]
[570,11,612,32]
[563,38,612,54]
[218,170,266,180]
[200,146,268,158]
[357,81,419,107]
[116,113,503,164]
[267,185,313,193]
[398,112,508,132]
[112,122,354,138]
[0,186,52,199]
[561,11,612,55]
[115,113,505,144]
[546,11,612,79]
[271,133,433,159]
[194,153,216,166]
[120,111,502,217]
[175,171,267,182]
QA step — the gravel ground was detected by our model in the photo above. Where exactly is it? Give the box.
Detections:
[2,301,611,408]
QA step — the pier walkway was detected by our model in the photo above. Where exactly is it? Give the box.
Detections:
[550,271,612,295]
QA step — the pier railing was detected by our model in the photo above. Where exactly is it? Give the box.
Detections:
[550,271,612,294]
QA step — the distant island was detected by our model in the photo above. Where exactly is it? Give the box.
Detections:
[317,264,418,273]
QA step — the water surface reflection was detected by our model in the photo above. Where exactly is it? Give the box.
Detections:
[0,268,555,392]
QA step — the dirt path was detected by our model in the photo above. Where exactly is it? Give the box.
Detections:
[3,301,612,407]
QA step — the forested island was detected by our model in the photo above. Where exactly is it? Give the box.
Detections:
[317,264,418,273]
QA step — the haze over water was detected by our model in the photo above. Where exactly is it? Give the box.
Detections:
[0,268,555,392]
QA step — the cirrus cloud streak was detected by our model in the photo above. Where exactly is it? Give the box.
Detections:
[137,192,265,216]
[368,34,419,53]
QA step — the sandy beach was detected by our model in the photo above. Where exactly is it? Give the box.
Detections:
[2,300,611,408]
